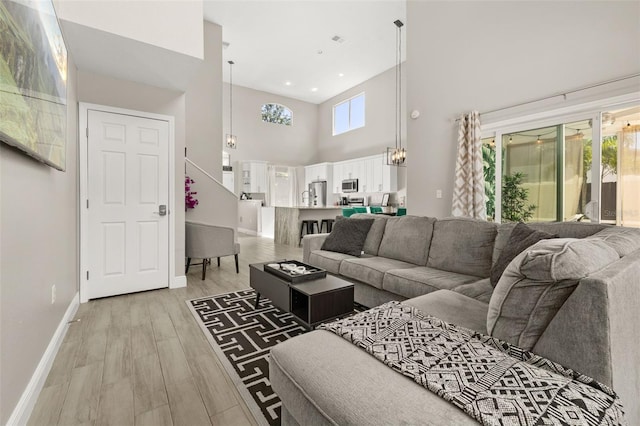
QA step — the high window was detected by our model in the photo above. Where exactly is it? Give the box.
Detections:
[261,103,292,126]
[333,93,365,135]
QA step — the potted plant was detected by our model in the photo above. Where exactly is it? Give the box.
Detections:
[502,172,536,222]
[185,176,199,210]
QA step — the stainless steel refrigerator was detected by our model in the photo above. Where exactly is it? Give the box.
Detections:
[308,181,327,207]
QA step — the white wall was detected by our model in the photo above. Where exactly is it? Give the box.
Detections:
[186,21,223,179]
[317,65,406,164]
[222,84,318,166]
[406,1,640,218]
[185,163,238,231]
[77,71,187,277]
[55,0,204,59]
[316,66,407,199]
[0,57,78,425]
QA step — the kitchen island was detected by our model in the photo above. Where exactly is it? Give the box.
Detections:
[274,206,343,247]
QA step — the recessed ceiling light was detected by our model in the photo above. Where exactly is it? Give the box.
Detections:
[331,35,345,43]
[285,81,292,86]
[317,50,323,55]
[338,73,344,77]
[311,88,318,92]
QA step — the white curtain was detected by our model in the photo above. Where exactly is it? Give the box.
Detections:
[266,165,276,207]
[452,111,486,219]
[289,167,299,207]
[619,125,640,227]
[266,165,299,207]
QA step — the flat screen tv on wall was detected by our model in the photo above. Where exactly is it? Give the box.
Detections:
[0,0,67,171]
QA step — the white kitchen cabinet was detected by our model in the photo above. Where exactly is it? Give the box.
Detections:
[362,158,375,193]
[371,156,384,192]
[242,161,268,193]
[304,162,333,193]
[380,156,398,192]
[332,154,397,194]
[222,171,234,193]
[332,163,343,193]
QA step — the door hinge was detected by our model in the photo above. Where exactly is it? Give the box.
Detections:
[86,199,89,208]
[86,271,89,280]
[86,128,89,137]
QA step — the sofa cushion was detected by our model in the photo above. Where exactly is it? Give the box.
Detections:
[321,218,373,257]
[452,278,494,304]
[427,217,497,277]
[377,216,436,266]
[404,290,489,334]
[487,238,619,350]
[349,213,390,256]
[308,250,360,275]
[492,221,607,265]
[382,267,480,299]
[490,222,557,287]
[339,257,415,289]
[588,226,640,257]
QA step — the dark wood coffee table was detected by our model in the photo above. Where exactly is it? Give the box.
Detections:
[249,261,354,328]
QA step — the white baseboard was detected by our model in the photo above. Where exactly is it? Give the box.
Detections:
[238,227,257,236]
[7,292,80,426]
[172,275,187,289]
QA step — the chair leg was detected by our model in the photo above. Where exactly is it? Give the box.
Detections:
[299,221,306,244]
[235,254,239,273]
[217,257,221,267]
[201,259,207,280]
[185,258,191,274]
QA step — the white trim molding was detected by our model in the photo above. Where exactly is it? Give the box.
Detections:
[172,275,187,289]
[238,227,258,236]
[7,293,80,426]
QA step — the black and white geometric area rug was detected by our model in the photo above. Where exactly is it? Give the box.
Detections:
[187,289,365,426]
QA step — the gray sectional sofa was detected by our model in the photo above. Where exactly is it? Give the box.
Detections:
[270,214,640,425]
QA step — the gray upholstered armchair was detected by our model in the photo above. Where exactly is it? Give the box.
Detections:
[185,221,240,279]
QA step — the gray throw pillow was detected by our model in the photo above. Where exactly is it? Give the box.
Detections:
[321,218,374,257]
[490,222,557,287]
[487,238,619,350]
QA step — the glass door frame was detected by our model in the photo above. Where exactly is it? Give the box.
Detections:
[481,90,639,224]
[482,110,614,223]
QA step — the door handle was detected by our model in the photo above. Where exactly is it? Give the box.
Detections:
[153,205,167,216]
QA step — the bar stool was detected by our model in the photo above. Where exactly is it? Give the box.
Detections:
[396,207,407,216]
[353,207,368,214]
[369,206,383,214]
[320,218,335,233]
[299,220,319,244]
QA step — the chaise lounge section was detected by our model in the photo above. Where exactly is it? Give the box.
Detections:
[271,214,640,424]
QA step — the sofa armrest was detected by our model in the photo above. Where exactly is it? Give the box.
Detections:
[302,233,329,262]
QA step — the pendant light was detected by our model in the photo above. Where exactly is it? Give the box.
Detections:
[386,19,406,166]
[226,60,237,149]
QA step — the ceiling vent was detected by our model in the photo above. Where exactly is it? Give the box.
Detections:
[331,35,345,43]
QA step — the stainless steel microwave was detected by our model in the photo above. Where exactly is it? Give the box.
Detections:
[342,179,358,193]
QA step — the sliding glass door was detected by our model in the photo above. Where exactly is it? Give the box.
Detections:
[601,106,640,227]
[482,102,639,227]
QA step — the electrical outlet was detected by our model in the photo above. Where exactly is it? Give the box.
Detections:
[51,284,56,304]
[436,190,443,199]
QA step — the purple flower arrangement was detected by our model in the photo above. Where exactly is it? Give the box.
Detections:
[185,176,199,210]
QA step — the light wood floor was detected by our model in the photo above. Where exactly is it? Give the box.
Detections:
[28,234,303,426]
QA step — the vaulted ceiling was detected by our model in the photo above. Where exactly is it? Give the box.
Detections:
[204,0,406,104]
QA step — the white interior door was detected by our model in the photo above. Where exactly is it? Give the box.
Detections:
[87,110,169,299]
